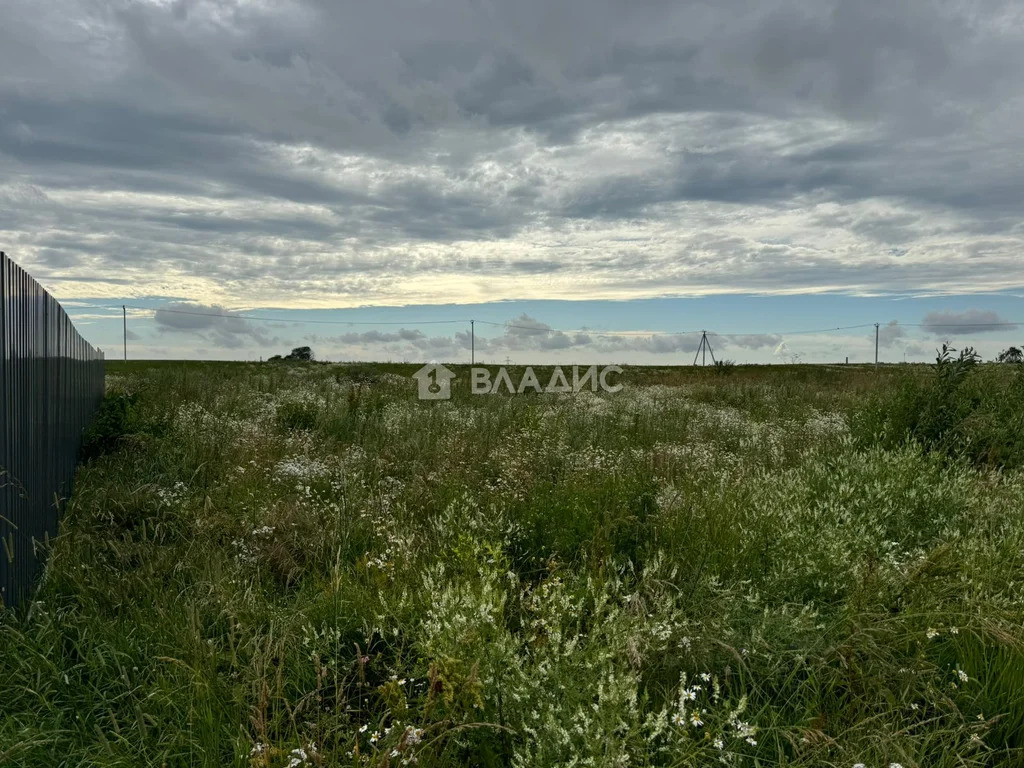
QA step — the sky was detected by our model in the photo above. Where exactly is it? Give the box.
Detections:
[2,0,1024,363]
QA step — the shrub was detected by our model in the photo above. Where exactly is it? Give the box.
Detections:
[80,392,140,460]
[853,344,1024,468]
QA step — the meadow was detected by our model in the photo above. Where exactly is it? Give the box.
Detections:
[3,357,1024,767]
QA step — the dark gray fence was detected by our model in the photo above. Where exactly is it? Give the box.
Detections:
[1,251,105,609]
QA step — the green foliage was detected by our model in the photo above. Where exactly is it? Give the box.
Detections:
[712,358,736,375]
[3,361,1023,767]
[997,346,1023,364]
[854,344,1024,469]
[275,398,319,432]
[80,388,167,460]
[80,390,139,459]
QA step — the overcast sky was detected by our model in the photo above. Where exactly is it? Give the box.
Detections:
[2,0,1023,362]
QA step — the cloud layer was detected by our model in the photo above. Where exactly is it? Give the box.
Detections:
[920,309,1018,336]
[2,0,1024,306]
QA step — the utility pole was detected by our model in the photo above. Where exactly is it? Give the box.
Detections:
[874,323,879,367]
[692,330,717,366]
[123,305,127,362]
[470,319,475,366]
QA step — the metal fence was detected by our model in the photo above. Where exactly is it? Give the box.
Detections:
[1,251,105,609]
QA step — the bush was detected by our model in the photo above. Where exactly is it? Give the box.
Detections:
[80,392,140,460]
[712,359,736,375]
[853,345,1024,468]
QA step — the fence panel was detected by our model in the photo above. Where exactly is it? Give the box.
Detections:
[0,251,105,609]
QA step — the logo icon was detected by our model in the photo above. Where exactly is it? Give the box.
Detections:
[413,362,456,400]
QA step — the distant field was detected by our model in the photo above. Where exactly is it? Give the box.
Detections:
[3,359,1024,767]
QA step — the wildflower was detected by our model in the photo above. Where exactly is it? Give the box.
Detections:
[745,737,757,746]
[926,628,939,639]
[890,763,904,768]
[700,672,711,681]
[391,749,400,757]
[690,712,703,727]
[713,738,724,750]
[671,713,685,726]
[359,724,368,733]
[853,764,866,768]
[957,669,969,683]
[370,731,380,744]
[950,626,959,634]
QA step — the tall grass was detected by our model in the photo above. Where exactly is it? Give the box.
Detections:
[2,362,1023,767]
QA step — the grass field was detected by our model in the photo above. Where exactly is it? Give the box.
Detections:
[3,359,1024,767]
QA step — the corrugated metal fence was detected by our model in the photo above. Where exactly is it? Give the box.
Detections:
[1,251,105,609]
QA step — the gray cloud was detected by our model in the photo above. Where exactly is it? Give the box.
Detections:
[709,333,782,351]
[3,0,1024,306]
[876,320,906,347]
[154,303,279,349]
[920,309,1018,336]
[903,341,928,357]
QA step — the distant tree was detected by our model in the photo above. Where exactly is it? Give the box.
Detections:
[284,346,315,362]
[997,346,1023,364]
[267,354,282,362]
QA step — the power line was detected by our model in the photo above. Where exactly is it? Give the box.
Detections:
[477,319,880,337]
[766,323,877,336]
[66,301,1024,337]
[474,319,700,337]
